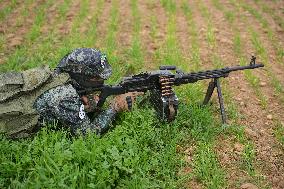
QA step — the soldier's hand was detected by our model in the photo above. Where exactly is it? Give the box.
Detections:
[81,94,100,112]
[111,92,144,112]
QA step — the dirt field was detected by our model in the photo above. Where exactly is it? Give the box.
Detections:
[0,0,284,188]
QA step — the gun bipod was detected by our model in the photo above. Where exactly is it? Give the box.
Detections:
[203,78,227,124]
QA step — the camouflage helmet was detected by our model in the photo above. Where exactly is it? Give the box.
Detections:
[56,48,112,80]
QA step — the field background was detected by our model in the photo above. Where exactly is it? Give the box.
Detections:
[0,0,284,188]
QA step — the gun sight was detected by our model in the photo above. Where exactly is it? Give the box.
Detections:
[159,65,176,70]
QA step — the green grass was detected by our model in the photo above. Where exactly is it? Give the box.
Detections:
[193,142,226,188]
[58,0,72,18]
[0,86,223,188]
[258,2,284,30]
[0,0,57,72]
[181,0,200,71]
[239,0,284,64]
[0,1,235,189]
[0,0,279,188]
[126,0,144,73]
[198,1,270,187]
[160,0,176,14]
[241,142,256,176]
[0,0,18,22]
[213,0,279,187]
[273,121,284,146]
[27,0,54,41]
[0,0,100,72]
[249,29,284,103]
[226,7,268,109]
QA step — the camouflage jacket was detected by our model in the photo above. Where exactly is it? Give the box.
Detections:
[34,83,117,135]
[0,66,117,138]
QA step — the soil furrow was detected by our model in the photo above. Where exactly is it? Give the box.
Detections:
[57,0,81,36]
[116,0,132,48]
[142,0,167,70]
[235,1,284,85]
[3,0,49,44]
[154,2,167,41]
[39,0,65,35]
[246,0,284,41]
[24,0,82,57]
[175,8,189,55]
[0,1,37,46]
[228,0,284,110]
[225,1,284,105]
[137,0,152,67]
[154,0,168,56]
[95,1,113,48]
[0,0,53,64]
[242,1,284,72]
[0,0,23,27]
[0,0,11,10]
[77,0,99,36]
[210,0,284,188]
[188,1,210,70]
[190,1,255,187]
[249,0,284,33]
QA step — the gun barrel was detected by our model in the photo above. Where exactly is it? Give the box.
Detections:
[227,63,264,72]
[177,63,264,83]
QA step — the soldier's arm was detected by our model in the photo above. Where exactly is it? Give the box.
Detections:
[34,84,117,135]
[77,108,117,135]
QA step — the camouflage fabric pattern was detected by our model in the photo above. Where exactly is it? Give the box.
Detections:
[78,108,116,135]
[56,48,112,79]
[0,65,52,102]
[0,67,70,138]
[34,84,117,135]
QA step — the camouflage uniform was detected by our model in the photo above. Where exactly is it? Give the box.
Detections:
[0,48,117,138]
[34,84,117,135]
[34,48,117,135]
[0,66,70,138]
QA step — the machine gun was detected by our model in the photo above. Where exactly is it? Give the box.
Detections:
[79,56,264,124]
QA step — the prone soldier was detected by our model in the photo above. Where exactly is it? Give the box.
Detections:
[0,48,140,138]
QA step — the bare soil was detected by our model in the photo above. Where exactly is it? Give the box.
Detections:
[58,0,81,35]
[2,0,45,47]
[0,0,11,10]
[0,0,65,64]
[204,0,284,188]
[249,0,284,34]
[40,0,64,34]
[140,0,167,70]
[95,0,113,48]
[116,0,132,48]
[187,1,251,187]
[78,0,98,35]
